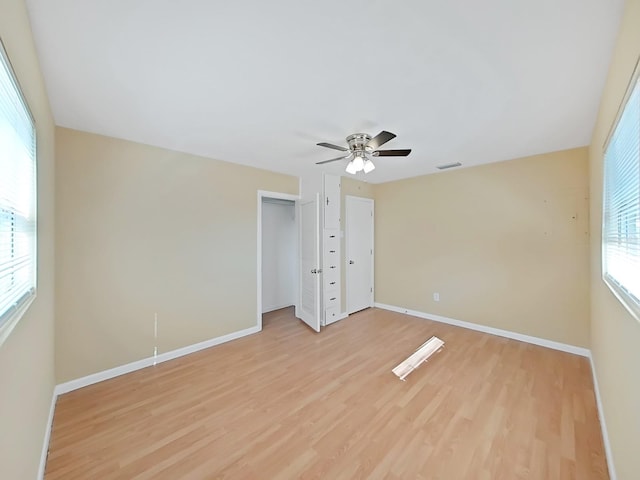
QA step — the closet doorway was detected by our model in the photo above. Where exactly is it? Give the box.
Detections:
[257,191,300,330]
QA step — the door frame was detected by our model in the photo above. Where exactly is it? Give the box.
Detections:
[257,190,300,331]
[345,195,375,314]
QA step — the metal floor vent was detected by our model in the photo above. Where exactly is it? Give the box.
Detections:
[392,336,444,380]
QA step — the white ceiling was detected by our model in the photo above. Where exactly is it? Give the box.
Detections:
[26,0,624,184]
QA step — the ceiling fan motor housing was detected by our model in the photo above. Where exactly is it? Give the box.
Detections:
[315,130,410,168]
[346,133,372,154]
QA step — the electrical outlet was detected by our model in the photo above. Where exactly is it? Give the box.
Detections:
[433,292,440,302]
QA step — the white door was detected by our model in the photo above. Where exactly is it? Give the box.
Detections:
[346,196,374,314]
[298,195,321,332]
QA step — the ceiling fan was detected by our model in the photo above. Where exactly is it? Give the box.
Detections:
[316,131,411,174]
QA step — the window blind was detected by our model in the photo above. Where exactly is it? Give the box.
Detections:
[0,41,36,328]
[603,74,640,316]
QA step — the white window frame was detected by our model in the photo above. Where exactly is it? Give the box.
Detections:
[0,38,37,346]
[602,57,640,323]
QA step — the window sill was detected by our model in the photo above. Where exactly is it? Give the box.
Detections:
[0,294,36,348]
[602,274,640,324]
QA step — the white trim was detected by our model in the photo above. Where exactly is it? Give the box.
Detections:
[600,59,640,326]
[370,202,375,310]
[37,389,57,479]
[326,311,348,325]
[602,274,640,324]
[0,293,35,348]
[257,190,300,331]
[257,190,299,202]
[602,54,640,150]
[373,303,590,357]
[38,305,615,479]
[588,353,617,480]
[39,325,260,477]
[55,326,260,395]
[371,304,618,472]
[262,303,295,314]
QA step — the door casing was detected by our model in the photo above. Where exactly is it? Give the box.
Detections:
[257,190,300,330]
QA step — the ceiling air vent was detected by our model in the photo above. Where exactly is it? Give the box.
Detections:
[436,162,462,170]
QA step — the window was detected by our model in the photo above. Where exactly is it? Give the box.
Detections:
[603,65,640,321]
[0,39,37,343]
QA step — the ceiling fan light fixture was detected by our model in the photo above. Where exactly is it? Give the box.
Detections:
[316,130,411,174]
[345,160,358,174]
[352,154,365,172]
[363,159,375,173]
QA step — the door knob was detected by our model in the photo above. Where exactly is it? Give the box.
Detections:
[311,268,317,274]
[349,260,355,264]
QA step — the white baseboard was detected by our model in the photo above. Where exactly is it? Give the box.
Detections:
[326,311,348,326]
[40,309,616,479]
[374,303,590,357]
[55,325,260,396]
[588,354,617,480]
[40,325,260,478]
[373,302,616,476]
[37,389,57,479]
[262,303,295,314]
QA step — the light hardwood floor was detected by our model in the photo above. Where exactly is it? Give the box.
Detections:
[45,307,608,479]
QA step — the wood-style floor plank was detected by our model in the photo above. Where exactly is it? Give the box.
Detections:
[45,307,608,479]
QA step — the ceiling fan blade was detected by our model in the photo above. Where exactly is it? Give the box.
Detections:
[372,149,412,157]
[316,155,349,165]
[317,142,348,152]
[367,131,396,150]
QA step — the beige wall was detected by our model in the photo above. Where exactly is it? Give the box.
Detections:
[588,0,640,477]
[340,177,375,312]
[55,128,297,382]
[374,148,590,347]
[0,0,56,478]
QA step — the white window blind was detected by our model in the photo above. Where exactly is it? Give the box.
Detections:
[0,40,36,333]
[603,72,640,319]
